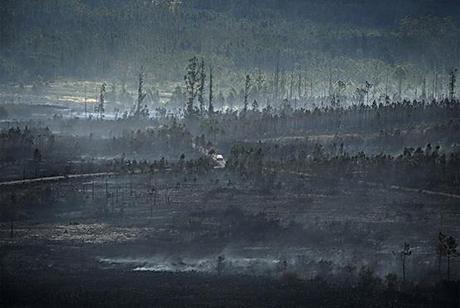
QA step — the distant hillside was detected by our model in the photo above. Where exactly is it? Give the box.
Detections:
[0,0,459,98]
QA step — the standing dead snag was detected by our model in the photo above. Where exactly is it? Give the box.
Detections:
[208,65,214,116]
[135,66,148,118]
[91,180,95,201]
[439,232,458,281]
[399,242,412,281]
[449,68,457,100]
[33,148,41,177]
[9,194,16,238]
[198,58,206,115]
[273,50,280,102]
[95,83,106,120]
[149,186,157,218]
[1,193,20,238]
[185,57,199,115]
[217,255,225,275]
[104,178,110,217]
[243,74,251,113]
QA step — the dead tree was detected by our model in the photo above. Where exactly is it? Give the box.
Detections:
[1,193,20,238]
[96,83,106,120]
[149,186,157,218]
[439,232,458,281]
[399,242,412,281]
[198,58,206,115]
[135,66,147,118]
[273,51,280,102]
[208,65,214,116]
[185,57,199,115]
[449,68,457,100]
[243,74,251,113]
[217,255,225,275]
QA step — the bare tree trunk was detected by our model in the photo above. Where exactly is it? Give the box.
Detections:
[91,181,95,201]
[402,255,406,281]
[434,72,438,100]
[150,198,153,218]
[447,256,450,281]
[438,250,442,280]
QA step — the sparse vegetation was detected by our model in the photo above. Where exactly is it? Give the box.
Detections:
[0,0,460,306]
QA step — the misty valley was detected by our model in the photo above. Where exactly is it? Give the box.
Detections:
[1,0,460,307]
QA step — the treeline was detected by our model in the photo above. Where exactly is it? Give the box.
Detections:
[228,142,460,193]
[0,126,54,162]
[1,0,459,97]
[0,123,200,168]
[193,98,460,142]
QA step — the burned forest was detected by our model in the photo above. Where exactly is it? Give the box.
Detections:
[0,0,460,307]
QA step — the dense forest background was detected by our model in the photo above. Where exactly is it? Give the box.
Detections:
[1,0,460,99]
